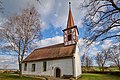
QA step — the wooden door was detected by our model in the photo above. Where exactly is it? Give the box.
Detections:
[56,68,61,77]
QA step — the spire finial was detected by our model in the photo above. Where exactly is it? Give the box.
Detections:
[69,2,71,9]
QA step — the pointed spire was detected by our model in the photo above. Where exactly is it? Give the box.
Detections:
[67,2,74,28]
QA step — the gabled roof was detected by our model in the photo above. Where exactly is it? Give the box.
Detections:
[67,2,74,28]
[23,43,76,62]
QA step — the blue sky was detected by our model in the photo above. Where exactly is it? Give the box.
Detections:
[0,0,87,48]
[0,0,114,69]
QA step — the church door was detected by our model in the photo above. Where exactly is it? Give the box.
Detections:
[55,68,61,77]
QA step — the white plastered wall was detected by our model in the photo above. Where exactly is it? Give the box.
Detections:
[22,58,74,77]
[73,42,82,77]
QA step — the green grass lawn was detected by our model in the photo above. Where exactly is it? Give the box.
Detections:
[0,73,44,80]
[0,73,120,80]
[78,73,120,80]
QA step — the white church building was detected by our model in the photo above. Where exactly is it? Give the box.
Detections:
[22,2,81,78]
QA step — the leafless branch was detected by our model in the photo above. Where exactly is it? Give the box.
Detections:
[1,6,42,76]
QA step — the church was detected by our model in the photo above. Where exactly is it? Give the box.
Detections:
[22,2,81,78]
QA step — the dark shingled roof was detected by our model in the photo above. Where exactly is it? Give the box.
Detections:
[23,43,76,62]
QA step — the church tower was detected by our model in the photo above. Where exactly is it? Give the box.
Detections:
[63,2,79,46]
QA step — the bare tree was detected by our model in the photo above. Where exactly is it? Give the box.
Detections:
[82,55,92,71]
[108,44,120,70]
[81,54,85,67]
[0,7,42,76]
[96,49,108,72]
[85,56,92,71]
[82,0,120,43]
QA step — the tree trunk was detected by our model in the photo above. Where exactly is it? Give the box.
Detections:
[19,63,22,77]
[18,52,22,77]
[102,65,104,74]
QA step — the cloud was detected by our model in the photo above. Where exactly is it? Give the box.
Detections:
[36,0,85,30]
[101,40,113,49]
[88,47,98,56]
[34,36,63,48]
[0,55,18,69]
[78,38,99,56]
[0,0,87,31]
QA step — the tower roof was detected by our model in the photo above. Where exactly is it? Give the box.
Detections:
[67,2,74,28]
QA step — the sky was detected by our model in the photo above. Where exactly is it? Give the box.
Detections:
[0,0,114,69]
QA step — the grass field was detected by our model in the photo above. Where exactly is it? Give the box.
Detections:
[86,66,120,71]
[78,73,120,80]
[0,73,44,80]
[0,73,120,80]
